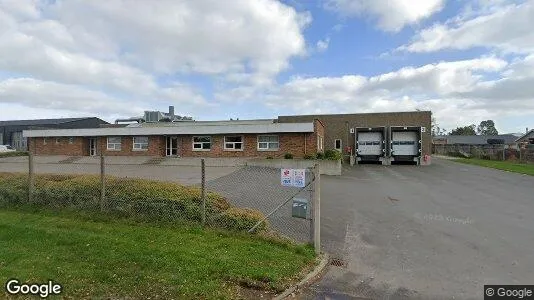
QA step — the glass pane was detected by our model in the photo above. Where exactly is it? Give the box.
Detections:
[258,142,268,149]
[203,143,211,149]
[193,143,202,149]
[225,136,241,143]
[194,136,210,143]
[268,142,279,149]
[235,143,242,149]
[225,143,234,149]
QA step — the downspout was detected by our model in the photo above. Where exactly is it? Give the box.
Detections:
[304,133,307,155]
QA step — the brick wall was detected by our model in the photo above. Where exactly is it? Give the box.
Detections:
[29,132,317,158]
[278,111,432,156]
[30,137,85,156]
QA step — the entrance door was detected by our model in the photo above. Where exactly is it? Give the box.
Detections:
[88,138,97,156]
[166,136,179,156]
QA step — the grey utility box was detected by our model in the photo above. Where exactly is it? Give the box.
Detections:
[292,198,308,219]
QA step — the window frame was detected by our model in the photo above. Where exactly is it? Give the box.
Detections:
[223,135,244,151]
[43,137,47,145]
[55,137,61,144]
[257,135,279,151]
[317,136,324,151]
[68,137,75,144]
[107,137,122,151]
[192,136,212,151]
[334,139,342,151]
[132,136,149,151]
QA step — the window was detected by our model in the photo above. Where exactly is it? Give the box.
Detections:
[317,136,324,151]
[107,137,122,150]
[193,136,211,150]
[132,136,149,150]
[224,136,243,150]
[68,137,75,144]
[335,139,342,150]
[257,135,279,150]
[55,138,61,144]
[43,138,47,145]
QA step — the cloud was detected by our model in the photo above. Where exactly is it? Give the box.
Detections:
[400,0,534,53]
[316,38,330,52]
[324,0,445,32]
[213,56,531,130]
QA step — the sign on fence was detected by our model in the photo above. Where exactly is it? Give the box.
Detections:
[281,169,306,188]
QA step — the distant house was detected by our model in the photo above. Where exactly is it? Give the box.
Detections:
[515,129,534,148]
[0,117,108,151]
[433,134,519,148]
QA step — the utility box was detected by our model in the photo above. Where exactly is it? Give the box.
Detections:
[292,198,308,219]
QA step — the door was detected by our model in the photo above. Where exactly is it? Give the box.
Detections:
[166,136,179,156]
[391,131,418,156]
[357,132,383,156]
[88,138,97,156]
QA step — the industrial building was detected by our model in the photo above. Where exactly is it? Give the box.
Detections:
[21,110,431,164]
[279,111,432,165]
[0,117,108,151]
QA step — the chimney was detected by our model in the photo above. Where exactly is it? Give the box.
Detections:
[169,106,175,117]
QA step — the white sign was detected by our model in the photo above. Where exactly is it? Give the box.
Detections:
[281,169,292,186]
[293,169,306,188]
[281,169,306,188]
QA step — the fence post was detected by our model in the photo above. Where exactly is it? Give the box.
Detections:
[313,163,321,255]
[100,152,105,212]
[28,151,35,203]
[201,158,206,226]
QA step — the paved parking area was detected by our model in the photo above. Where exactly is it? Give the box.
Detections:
[0,156,239,185]
[302,158,534,300]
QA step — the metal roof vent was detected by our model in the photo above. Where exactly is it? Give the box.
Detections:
[144,111,161,123]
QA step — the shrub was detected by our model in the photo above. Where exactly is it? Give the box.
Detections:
[0,151,28,158]
[315,152,324,160]
[0,173,267,233]
[284,153,294,159]
[266,156,274,159]
[324,149,342,160]
[215,207,267,232]
[303,154,314,160]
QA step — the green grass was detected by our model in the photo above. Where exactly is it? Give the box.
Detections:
[0,151,28,158]
[0,209,316,299]
[455,158,534,176]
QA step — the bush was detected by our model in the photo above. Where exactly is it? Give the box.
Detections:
[284,153,294,159]
[324,149,342,160]
[0,173,267,233]
[303,154,314,160]
[266,156,273,159]
[0,151,28,158]
[214,207,267,232]
[315,152,324,160]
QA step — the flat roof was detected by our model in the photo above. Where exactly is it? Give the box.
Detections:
[23,122,314,137]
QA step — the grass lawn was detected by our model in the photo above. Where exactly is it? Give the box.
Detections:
[455,158,534,176]
[0,209,316,299]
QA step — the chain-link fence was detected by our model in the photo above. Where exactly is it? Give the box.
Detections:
[433,144,534,163]
[1,154,320,249]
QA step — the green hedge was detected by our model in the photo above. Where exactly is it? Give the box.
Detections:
[0,151,28,158]
[0,173,268,232]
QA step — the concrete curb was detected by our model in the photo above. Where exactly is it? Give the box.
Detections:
[273,253,329,300]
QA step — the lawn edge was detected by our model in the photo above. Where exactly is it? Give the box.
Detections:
[273,252,329,300]
[451,158,534,176]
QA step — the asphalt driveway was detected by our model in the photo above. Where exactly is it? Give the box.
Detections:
[304,157,534,300]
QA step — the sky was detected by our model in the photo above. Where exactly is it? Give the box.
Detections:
[0,0,533,134]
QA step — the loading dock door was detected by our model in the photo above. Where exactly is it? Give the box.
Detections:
[357,132,383,156]
[391,131,418,156]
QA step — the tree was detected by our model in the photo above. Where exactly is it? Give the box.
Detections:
[450,125,476,135]
[431,116,447,136]
[477,120,498,135]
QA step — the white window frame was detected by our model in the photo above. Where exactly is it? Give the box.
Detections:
[55,137,61,144]
[335,139,342,151]
[107,137,122,151]
[224,135,244,151]
[192,136,211,151]
[257,135,279,151]
[69,137,75,144]
[43,137,47,145]
[132,136,149,151]
[317,136,324,151]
